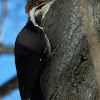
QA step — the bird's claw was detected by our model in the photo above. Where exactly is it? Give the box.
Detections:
[49,44,60,58]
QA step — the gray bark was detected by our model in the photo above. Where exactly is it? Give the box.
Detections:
[26,0,100,100]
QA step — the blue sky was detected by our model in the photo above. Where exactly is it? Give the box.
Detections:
[0,0,28,99]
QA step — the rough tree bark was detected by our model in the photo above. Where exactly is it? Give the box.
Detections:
[26,0,100,100]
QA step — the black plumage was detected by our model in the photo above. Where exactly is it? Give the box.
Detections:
[14,21,47,100]
[14,1,56,99]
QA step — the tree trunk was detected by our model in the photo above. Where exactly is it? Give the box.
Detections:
[26,0,100,100]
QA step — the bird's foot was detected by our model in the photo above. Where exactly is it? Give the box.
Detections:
[48,44,60,61]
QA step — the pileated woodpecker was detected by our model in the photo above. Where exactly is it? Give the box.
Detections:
[14,0,55,100]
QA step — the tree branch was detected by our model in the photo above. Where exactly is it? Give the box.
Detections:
[0,76,18,99]
[0,44,14,54]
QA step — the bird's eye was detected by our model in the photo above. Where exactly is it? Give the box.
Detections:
[35,3,39,6]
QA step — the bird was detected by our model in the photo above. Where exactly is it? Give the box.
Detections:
[14,0,55,100]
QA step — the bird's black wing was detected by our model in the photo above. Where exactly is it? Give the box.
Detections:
[14,24,46,100]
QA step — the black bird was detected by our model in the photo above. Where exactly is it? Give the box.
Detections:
[14,0,55,100]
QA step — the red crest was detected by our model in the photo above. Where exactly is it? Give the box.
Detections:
[27,1,45,12]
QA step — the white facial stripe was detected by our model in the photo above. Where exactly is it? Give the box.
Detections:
[29,7,39,27]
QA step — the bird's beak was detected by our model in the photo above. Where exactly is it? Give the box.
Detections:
[41,0,55,19]
[45,0,55,6]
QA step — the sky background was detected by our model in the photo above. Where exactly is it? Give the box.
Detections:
[0,0,28,99]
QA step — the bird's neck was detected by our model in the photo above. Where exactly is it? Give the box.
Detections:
[30,15,39,27]
[29,16,43,30]
[35,13,42,27]
[26,20,36,31]
[29,9,43,29]
[26,19,43,32]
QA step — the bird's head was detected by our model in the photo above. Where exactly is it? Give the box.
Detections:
[27,0,55,27]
